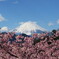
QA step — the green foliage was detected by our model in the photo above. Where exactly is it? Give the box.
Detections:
[52,29,56,34]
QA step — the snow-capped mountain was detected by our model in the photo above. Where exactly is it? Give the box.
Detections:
[13,21,47,35]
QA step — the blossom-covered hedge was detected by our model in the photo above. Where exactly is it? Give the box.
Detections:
[0,31,59,59]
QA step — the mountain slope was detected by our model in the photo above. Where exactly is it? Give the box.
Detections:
[14,21,47,35]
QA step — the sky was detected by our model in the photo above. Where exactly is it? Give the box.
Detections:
[0,0,59,31]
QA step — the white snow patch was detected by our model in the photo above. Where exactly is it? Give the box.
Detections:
[15,21,46,35]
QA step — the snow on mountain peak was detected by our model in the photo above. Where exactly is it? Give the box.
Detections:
[15,21,47,35]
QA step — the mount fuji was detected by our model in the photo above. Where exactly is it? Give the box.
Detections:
[13,21,47,35]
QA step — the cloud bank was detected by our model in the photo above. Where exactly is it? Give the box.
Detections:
[48,22,54,26]
[0,27,8,32]
[57,19,59,24]
[0,0,5,2]
[12,0,18,4]
[0,14,5,22]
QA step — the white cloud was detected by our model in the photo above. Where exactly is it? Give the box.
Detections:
[0,27,8,32]
[48,22,54,26]
[0,0,5,2]
[57,19,59,24]
[12,1,18,4]
[0,14,5,22]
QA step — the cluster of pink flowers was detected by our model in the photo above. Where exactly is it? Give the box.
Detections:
[0,30,59,59]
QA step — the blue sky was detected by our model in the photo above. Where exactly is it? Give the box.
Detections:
[0,0,59,31]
